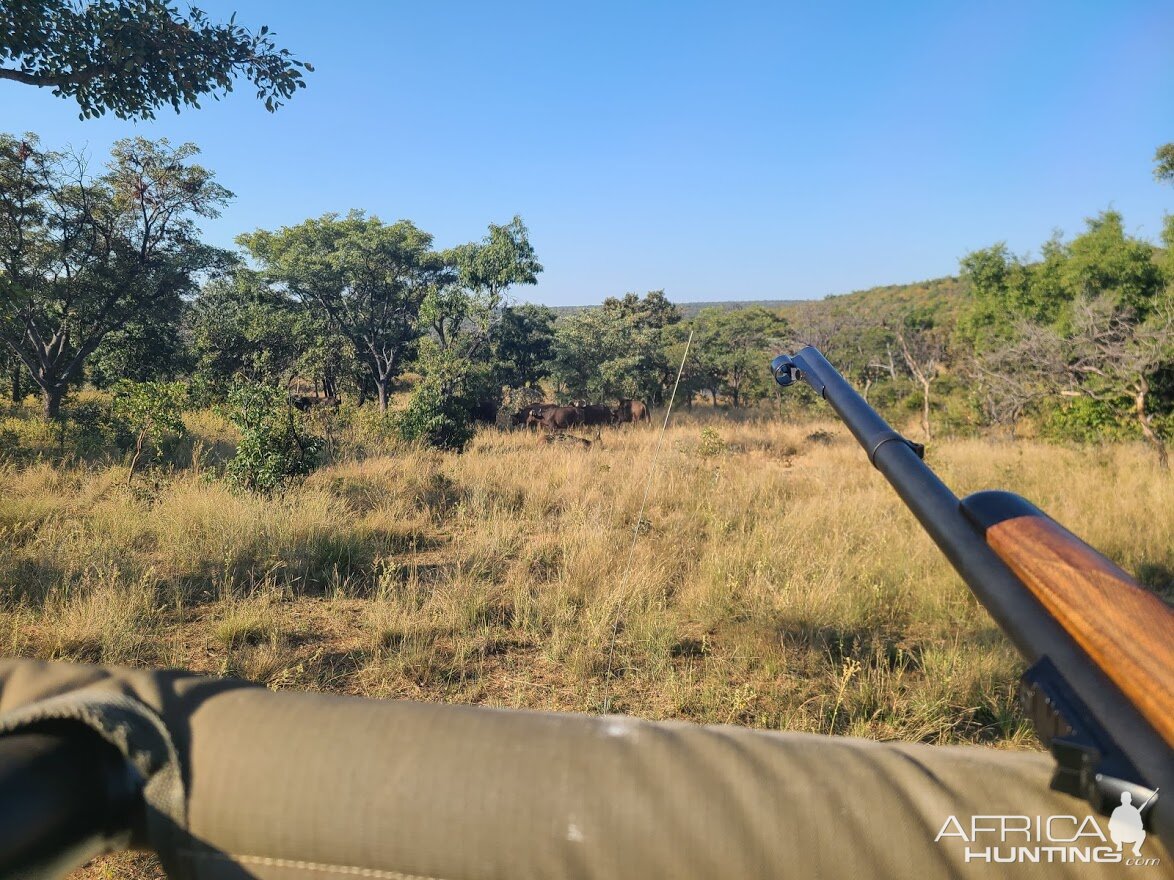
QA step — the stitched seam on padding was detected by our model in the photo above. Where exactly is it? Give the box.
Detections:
[184,851,448,880]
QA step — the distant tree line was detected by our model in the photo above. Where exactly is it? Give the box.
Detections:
[1,132,1172,464]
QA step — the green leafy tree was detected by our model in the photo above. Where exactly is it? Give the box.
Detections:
[0,0,311,119]
[0,133,231,419]
[551,291,681,404]
[432,219,541,356]
[1003,298,1174,467]
[687,307,787,407]
[239,212,442,412]
[415,217,543,417]
[959,212,1164,351]
[957,244,1041,348]
[451,215,542,310]
[222,381,322,492]
[1161,216,1174,295]
[550,307,609,401]
[494,303,556,389]
[188,269,347,399]
[87,294,191,387]
[965,206,1174,456]
[111,379,187,485]
[1061,211,1162,316]
[1155,143,1174,185]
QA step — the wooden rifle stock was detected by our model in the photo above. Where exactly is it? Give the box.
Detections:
[773,347,1174,846]
[962,491,1174,750]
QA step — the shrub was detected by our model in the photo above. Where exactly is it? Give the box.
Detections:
[1040,396,1133,443]
[112,380,189,483]
[697,426,727,456]
[222,382,323,492]
[397,381,475,452]
[63,398,125,459]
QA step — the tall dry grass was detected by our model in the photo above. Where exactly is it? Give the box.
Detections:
[2,413,1171,749]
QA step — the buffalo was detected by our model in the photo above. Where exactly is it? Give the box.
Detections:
[290,394,341,412]
[512,402,558,429]
[579,403,615,426]
[529,405,584,431]
[613,398,650,424]
[470,398,500,425]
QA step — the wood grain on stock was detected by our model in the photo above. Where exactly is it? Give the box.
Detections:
[985,513,1174,748]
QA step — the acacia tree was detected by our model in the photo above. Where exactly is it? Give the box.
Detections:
[0,133,230,418]
[895,311,948,440]
[1,0,310,119]
[966,323,1063,435]
[239,212,441,412]
[1058,297,1174,468]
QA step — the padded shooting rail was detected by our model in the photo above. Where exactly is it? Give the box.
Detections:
[3,659,1168,880]
[962,491,1174,750]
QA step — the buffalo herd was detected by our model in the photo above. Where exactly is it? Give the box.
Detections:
[289,391,650,437]
[510,399,651,431]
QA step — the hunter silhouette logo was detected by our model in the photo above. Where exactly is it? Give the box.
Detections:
[934,790,1161,866]
[1109,790,1157,858]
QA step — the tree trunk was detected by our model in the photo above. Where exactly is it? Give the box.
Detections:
[10,362,20,403]
[1135,381,1169,469]
[127,426,149,487]
[920,379,932,440]
[377,380,390,413]
[42,385,64,420]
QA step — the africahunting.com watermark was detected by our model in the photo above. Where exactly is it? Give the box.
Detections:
[935,792,1161,866]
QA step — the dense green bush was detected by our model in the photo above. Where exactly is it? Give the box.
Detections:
[397,381,475,452]
[1040,397,1133,444]
[222,382,323,492]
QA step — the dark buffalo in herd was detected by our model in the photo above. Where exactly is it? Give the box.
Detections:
[511,399,652,432]
[290,394,341,412]
[579,404,614,426]
[613,398,650,424]
[291,391,648,436]
[534,405,583,430]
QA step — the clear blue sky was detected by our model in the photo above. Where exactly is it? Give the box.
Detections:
[3,1,1172,306]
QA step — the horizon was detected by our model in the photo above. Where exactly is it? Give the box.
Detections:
[3,1,1171,307]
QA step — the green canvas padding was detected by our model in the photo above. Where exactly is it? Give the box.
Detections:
[1,659,1169,879]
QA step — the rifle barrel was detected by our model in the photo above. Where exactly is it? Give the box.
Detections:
[775,346,1173,845]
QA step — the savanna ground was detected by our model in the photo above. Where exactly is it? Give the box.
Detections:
[2,405,1172,878]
